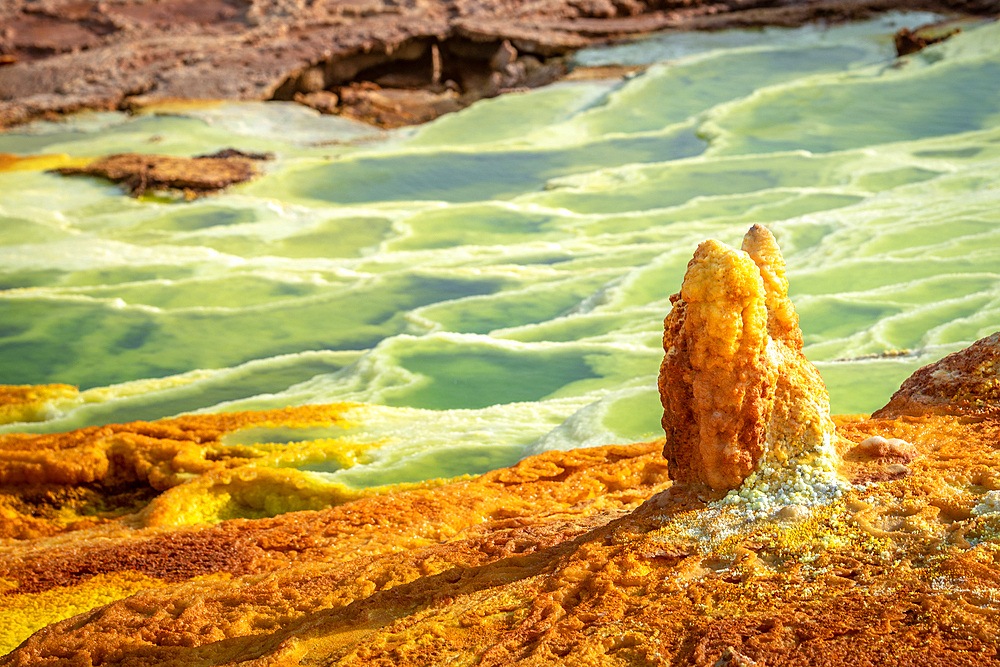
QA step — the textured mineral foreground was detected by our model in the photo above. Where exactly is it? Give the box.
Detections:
[3,234,1000,665]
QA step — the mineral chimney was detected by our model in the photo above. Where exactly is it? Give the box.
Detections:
[658,224,840,500]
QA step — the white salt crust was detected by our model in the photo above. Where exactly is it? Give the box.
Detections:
[973,490,1000,517]
[719,431,847,516]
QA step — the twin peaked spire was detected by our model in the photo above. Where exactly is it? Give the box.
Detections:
[658,224,840,501]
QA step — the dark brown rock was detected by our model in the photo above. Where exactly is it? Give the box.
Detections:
[55,151,271,198]
[2,0,998,129]
[872,331,1000,418]
[895,23,961,57]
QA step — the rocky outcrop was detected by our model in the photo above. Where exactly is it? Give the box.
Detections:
[658,224,839,500]
[55,150,272,198]
[894,22,962,57]
[3,0,999,129]
[872,331,1000,418]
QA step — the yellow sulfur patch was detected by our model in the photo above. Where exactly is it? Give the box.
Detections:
[140,464,372,527]
[79,371,218,405]
[128,99,227,115]
[0,384,81,426]
[0,153,93,173]
[0,572,170,655]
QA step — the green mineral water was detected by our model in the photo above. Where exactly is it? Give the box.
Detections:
[2,12,999,494]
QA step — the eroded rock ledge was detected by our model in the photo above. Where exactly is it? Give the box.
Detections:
[873,330,1000,418]
[1,0,998,129]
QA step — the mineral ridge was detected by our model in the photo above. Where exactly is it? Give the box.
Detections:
[2,229,1000,665]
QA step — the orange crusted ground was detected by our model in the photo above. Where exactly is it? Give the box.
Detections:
[1,408,1000,665]
[0,404,355,538]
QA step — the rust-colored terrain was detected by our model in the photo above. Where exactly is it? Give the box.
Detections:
[55,149,272,197]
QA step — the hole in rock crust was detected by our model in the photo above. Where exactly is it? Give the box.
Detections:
[270,36,570,128]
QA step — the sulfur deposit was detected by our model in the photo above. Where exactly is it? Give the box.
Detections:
[0,384,80,426]
[3,228,1000,665]
[0,405,366,539]
[658,224,842,509]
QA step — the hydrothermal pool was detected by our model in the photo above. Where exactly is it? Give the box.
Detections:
[2,12,999,491]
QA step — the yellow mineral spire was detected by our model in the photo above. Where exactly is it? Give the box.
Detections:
[740,222,803,350]
[658,225,843,506]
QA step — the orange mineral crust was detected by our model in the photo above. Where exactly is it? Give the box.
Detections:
[3,412,1000,665]
[0,441,676,659]
[0,404,356,538]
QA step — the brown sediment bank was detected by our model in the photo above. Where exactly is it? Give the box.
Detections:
[55,149,272,198]
[1,0,998,130]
